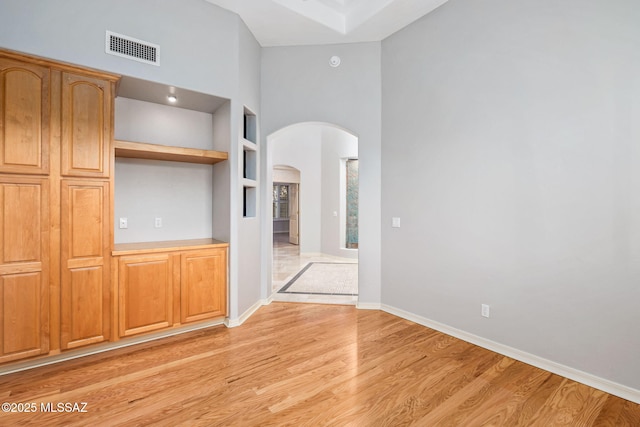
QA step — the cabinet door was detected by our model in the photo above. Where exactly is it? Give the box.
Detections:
[180,248,227,323]
[60,180,110,349]
[0,177,49,362]
[119,254,173,337]
[61,72,112,178]
[0,57,50,175]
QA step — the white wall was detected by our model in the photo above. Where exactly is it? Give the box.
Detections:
[114,159,214,243]
[273,167,300,184]
[261,42,382,305]
[236,20,263,317]
[382,0,640,391]
[321,126,358,258]
[0,0,239,98]
[271,125,323,253]
[115,98,214,149]
[113,98,217,244]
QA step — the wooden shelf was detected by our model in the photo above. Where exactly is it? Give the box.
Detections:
[112,238,229,256]
[114,140,228,164]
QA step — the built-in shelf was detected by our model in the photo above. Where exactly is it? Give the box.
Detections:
[243,187,257,218]
[243,148,257,180]
[242,106,258,218]
[243,108,257,144]
[112,238,229,256]
[114,140,228,164]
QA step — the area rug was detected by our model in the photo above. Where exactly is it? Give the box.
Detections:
[278,262,358,296]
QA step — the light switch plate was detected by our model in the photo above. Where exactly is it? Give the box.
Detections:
[119,218,128,229]
[482,304,490,318]
[392,217,401,228]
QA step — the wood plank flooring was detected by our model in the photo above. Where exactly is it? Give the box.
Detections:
[0,302,638,426]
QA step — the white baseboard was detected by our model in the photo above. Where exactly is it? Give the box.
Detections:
[225,298,272,328]
[356,302,382,310]
[381,304,640,404]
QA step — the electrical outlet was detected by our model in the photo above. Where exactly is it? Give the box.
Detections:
[481,304,490,318]
[155,217,162,228]
[119,218,128,229]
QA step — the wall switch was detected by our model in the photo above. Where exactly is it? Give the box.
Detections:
[481,304,490,318]
[119,218,128,229]
[392,217,401,228]
[155,217,162,228]
[333,211,338,217]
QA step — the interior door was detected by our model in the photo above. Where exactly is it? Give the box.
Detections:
[289,184,299,245]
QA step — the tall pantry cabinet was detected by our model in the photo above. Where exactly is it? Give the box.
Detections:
[0,50,118,361]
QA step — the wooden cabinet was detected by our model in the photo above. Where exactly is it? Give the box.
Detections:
[60,180,110,349]
[181,248,227,323]
[61,72,112,178]
[0,49,230,367]
[118,254,174,337]
[0,176,49,362]
[0,57,50,175]
[114,241,228,337]
[0,49,118,363]
[0,55,115,179]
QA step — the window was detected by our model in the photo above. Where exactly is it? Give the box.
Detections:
[273,184,289,219]
[346,159,359,249]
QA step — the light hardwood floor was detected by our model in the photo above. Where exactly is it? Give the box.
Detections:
[0,303,638,426]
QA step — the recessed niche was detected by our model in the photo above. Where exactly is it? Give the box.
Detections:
[243,147,257,180]
[243,186,256,218]
[243,107,257,144]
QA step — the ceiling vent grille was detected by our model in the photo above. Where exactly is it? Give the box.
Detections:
[105,31,160,66]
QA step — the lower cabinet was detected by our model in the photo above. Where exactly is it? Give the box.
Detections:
[181,249,227,323]
[118,253,174,337]
[116,245,227,338]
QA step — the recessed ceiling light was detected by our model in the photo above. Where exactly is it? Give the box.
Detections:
[167,95,178,103]
[329,56,341,67]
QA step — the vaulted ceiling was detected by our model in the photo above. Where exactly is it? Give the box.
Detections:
[204,0,450,46]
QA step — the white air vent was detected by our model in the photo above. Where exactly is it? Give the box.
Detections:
[105,31,160,66]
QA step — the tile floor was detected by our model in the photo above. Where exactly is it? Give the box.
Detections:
[272,233,358,305]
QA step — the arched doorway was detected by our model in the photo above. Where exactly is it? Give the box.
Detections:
[264,122,359,304]
[273,165,300,245]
